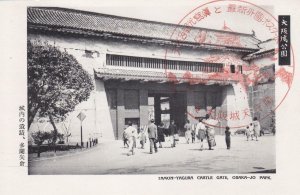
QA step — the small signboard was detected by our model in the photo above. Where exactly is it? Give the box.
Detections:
[77,112,86,122]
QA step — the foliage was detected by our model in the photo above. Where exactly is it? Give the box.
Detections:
[31,131,49,146]
[57,132,65,142]
[31,130,64,145]
[27,40,94,128]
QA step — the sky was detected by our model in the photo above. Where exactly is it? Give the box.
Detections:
[64,1,275,41]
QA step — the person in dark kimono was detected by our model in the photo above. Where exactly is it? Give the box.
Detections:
[157,122,165,148]
[225,126,231,149]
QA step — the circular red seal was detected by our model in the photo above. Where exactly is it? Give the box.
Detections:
[163,0,295,129]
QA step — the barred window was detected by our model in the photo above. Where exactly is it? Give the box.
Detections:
[106,54,223,72]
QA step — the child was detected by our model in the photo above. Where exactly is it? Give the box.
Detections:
[249,123,254,140]
[184,120,192,144]
[191,126,196,144]
[123,130,129,148]
[196,118,206,151]
[138,129,147,149]
[245,126,251,141]
[225,126,231,150]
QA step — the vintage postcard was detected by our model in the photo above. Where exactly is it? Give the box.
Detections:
[1,0,300,194]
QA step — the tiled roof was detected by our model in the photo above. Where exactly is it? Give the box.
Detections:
[243,39,275,60]
[28,7,260,50]
[95,68,239,85]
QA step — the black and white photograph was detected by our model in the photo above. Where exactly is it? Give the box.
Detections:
[26,3,284,174]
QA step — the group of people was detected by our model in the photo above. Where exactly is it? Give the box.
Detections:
[188,115,219,150]
[245,117,261,141]
[123,119,180,156]
[123,114,261,156]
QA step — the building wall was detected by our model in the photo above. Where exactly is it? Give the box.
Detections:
[28,31,255,141]
[105,80,232,137]
[249,54,275,131]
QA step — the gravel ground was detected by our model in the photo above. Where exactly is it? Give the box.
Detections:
[29,135,275,174]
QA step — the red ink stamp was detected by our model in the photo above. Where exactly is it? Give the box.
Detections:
[164,0,295,130]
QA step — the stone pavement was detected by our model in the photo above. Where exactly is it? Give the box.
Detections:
[29,135,275,174]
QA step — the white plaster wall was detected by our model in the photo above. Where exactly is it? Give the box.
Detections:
[94,80,115,141]
[220,84,252,130]
[29,33,250,66]
[28,32,253,139]
[251,56,274,68]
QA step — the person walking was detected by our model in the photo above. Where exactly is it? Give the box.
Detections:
[253,117,261,141]
[245,126,251,141]
[124,121,137,156]
[184,120,192,144]
[148,119,158,154]
[157,122,165,148]
[196,118,206,150]
[122,129,129,148]
[138,128,147,149]
[191,124,196,144]
[225,126,231,150]
[249,123,254,140]
[169,120,178,148]
[204,114,217,150]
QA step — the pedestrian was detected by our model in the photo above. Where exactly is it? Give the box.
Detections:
[253,117,261,141]
[138,128,147,149]
[191,124,196,144]
[157,122,165,148]
[184,120,192,144]
[196,118,206,150]
[204,114,217,150]
[132,125,138,149]
[124,121,137,156]
[122,129,129,148]
[249,123,254,140]
[169,120,178,148]
[148,119,158,154]
[245,126,251,141]
[225,126,231,149]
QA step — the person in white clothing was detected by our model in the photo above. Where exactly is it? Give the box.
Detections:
[253,117,261,141]
[124,121,138,155]
[249,123,254,140]
[196,118,206,150]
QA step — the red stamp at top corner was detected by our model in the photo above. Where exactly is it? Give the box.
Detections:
[163,0,295,129]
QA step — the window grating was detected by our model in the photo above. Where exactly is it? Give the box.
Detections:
[106,54,224,73]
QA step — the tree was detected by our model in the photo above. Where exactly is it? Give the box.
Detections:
[62,119,72,143]
[57,132,65,144]
[31,131,49,157]
[27,40,94,143]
